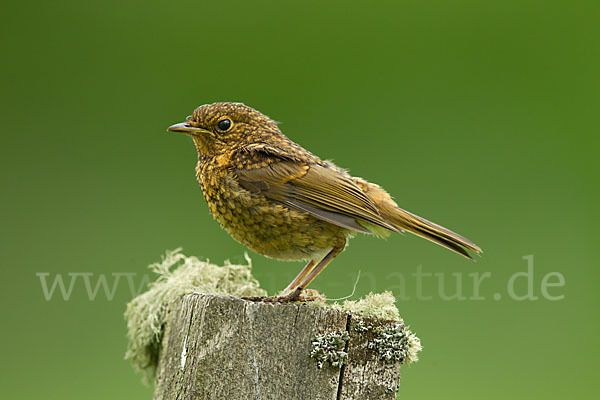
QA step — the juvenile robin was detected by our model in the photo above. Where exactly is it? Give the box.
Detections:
[168,102,481,302]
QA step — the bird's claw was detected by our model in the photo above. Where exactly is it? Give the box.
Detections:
[242,288,309,303]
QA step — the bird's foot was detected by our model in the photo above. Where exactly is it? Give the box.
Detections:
[241,295,308,303]
[242,288,304,303]
[242,288,326,304]
[269,287,306,303]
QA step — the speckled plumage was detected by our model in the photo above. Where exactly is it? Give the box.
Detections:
[168,102,481,300]
[187,103,348,261]
[196,159,347,261]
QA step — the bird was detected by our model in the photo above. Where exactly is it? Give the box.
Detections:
[168,102,481,302]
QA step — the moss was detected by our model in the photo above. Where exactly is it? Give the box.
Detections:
[310,331,350,368]
[124,249,266,382]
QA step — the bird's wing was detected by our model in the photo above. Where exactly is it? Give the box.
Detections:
[234,148,401,235]
[242,142,317,163]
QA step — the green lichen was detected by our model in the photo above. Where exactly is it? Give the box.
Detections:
[125,250,421,383]
[124,249,266,382]
[331,291,401,321]
[353,319,373,333]
[368,322,422,365]
[310,331,350,368]
[336,292,422,365]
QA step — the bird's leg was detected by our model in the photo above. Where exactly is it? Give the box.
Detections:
[241,260,315,302]
[283,260,316,293]
[276,239,346,303]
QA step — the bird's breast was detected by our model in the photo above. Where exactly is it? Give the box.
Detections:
[195,160,349,261]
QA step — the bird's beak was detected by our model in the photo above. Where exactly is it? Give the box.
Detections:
[167,122,209,135]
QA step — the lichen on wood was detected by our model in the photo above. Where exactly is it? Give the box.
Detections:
[125,250,422,398]
[310,330,350,368]
[124,249,265,381]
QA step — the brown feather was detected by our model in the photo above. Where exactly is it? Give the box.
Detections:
[236,160,402,234]
[352,176,481,258]
[237,143,480,258]
[382,204,481,258]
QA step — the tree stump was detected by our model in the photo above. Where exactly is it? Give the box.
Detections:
[153,294,405,400]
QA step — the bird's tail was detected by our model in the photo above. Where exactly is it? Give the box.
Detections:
[349,176,481,258]
[384,206,482,259]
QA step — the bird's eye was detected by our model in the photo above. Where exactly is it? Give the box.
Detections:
[217,118,232,132]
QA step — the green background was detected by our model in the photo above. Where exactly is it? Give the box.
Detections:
[2,0,598,398]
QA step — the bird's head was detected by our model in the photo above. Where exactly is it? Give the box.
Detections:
[168,102,280,156]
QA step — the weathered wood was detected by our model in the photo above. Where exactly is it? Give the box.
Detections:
[153,294,402,400]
